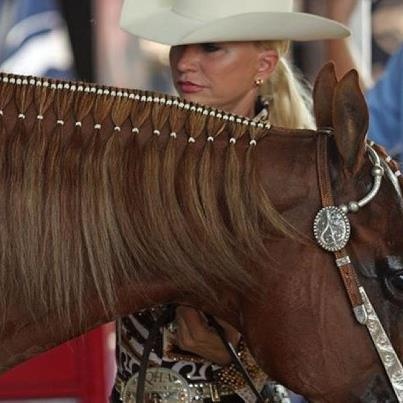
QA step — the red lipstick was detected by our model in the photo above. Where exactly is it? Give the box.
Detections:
[177,80,204,94]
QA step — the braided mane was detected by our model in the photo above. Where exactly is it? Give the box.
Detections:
[0,73,292,327]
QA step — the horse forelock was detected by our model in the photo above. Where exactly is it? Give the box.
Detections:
[0,72,297,330]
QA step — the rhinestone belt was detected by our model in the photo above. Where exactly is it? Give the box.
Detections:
[115,375,236,402]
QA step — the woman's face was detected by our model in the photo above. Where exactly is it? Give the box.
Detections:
[169,42,278,117]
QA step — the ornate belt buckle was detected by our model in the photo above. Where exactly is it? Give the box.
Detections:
[122,367,191,403]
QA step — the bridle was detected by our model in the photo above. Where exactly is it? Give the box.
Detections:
[314,131,403,402]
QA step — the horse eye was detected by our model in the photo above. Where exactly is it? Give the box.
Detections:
[376,256,403,305]
[390,272,403,292]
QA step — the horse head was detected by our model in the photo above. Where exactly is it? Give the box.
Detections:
[240,63,403,402]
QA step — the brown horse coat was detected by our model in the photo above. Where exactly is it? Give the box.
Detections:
[0,65,402,402]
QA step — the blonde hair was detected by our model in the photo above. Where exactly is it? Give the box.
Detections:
[258,40,315,130]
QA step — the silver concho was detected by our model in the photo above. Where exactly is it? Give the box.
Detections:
[313,206,351,252]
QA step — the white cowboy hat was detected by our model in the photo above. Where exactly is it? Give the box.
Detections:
[120,0,350,46]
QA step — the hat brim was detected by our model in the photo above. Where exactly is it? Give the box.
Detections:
[120,7,350,46]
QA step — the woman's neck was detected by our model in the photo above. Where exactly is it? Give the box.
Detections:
[212,90,258,119]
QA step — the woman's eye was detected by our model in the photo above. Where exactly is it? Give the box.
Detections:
[201,43,221,53]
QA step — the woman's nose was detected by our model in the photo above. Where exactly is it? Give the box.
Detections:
[174,45,199,72]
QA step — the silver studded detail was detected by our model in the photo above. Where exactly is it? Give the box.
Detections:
[348,201,360,213]
[372,166,384,177]
[336,255,351,268]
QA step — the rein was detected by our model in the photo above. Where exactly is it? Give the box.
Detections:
[205,314,268,402]
[314,132,403,402]
[135,305,177,403]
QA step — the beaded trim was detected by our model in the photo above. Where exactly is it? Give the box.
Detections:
[0,74,272,133]
[0,73,274,150]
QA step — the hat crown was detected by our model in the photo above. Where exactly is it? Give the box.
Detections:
[172,0,293,21]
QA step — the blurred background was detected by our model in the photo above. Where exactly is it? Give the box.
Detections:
[0,0,401,401]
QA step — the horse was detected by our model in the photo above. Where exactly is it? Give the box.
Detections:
[0,63,402,403]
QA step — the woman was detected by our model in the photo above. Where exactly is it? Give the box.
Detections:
[111,1,349,402]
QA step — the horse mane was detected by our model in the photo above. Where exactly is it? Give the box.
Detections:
[0,73,294,327]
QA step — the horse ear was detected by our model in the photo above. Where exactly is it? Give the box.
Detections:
[332,69,369,173]
[313,62,338,129]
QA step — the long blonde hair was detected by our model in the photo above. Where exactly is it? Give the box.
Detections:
[258,40,315,130]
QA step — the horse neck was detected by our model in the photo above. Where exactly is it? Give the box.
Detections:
[0,77,276,372]
[0,280,180,374]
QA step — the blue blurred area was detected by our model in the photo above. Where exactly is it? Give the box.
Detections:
[0,0,75,78]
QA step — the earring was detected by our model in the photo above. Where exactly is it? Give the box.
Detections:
[254,78,264,87]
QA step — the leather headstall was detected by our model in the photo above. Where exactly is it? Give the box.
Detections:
[314,131,403,402]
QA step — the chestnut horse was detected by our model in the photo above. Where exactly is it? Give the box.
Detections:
[0,64,402,403]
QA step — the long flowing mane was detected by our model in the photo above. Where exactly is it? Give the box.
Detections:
[0,73,294,327]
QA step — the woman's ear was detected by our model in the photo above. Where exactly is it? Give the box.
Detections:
[257,49,279,81]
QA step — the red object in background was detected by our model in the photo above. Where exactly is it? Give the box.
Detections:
[0,324,116,402]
